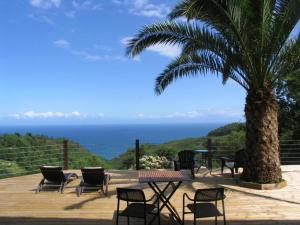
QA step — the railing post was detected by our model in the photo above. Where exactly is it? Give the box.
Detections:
[135,139,140,170]
[207,138,212,173]
[63,140,69,170]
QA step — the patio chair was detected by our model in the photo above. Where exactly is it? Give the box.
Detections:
[183,187,226,225]
[220,149,247,177]
[116,188,160,225]
[76,167,110,197]
[174,150,196,179]
[36,166,78,193]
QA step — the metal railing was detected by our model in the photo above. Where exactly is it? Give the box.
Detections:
[0,138,299,179]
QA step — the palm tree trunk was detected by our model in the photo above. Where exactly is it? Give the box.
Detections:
[242,87,282,183]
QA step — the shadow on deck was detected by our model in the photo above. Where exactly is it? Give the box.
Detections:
[0,166,299,225]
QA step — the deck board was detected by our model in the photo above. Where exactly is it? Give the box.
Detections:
[0,166,299,225]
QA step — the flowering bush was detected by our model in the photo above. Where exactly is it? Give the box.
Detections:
[139,155,172,170]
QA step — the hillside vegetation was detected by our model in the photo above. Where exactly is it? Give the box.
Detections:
[112,123,246,169]
[0,133,111,178]
[0,123,246,177]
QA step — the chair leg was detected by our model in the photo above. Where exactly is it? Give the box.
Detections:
[59,182,64,193]
[191,168,195,179]
[215,200,218,225]
[105,183,108,196]
[116,199,120,225]
[230,168,234,178]
[194,215,196,225]
[116,214,119,225]
[182,196,185,225]
[76,186,81,197]
[36,179,44,194]
[220,159,225,175]
[127,216,129,225]
[222,199,226,225]
[235,167,238,173]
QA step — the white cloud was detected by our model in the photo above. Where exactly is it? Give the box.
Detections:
[54,39,128,62]
[27,14,55,25]
[8,111,107,120]
[165,111,203,119]
[54,39,70,48]
[112,0,130,6]
[64,1,102,19]
[147,44,181,58]
[10,111,83,119]
[71,0,102,11]
[93,44,112,51]
[113,0,170,18]
[29,0,61,9]
[65,11,76,18]
[136,108,244,120]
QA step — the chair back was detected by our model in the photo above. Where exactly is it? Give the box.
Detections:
[116,188,146,202]
[40,166,65,183]
[81,167,105,185]
[194,188,224,202]
[234,149,247,168]
[178,150,195,168]
[178,150,195,162]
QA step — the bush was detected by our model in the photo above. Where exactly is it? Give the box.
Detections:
[139,155,172,170]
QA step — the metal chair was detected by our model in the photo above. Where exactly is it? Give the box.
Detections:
[220,149,247,177]
[116,188,160,225]
[183,188,226,225]
[174,150,196,179]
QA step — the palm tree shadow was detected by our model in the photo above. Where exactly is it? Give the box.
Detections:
[181,169,300,205]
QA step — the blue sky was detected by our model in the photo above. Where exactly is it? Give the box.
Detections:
[0,0,246,125]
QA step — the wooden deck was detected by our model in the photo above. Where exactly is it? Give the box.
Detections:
[0,166,299,225]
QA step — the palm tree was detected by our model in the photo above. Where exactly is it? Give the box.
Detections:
[126,0,300,183]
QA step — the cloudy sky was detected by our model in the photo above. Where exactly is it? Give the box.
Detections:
[0,0,246,125]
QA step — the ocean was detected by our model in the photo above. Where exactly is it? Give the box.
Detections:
[0,123,223,159]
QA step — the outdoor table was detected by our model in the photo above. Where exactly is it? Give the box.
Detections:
[193,149,213,173]
[139,170,192,225]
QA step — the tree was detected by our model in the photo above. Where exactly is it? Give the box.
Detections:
[277,72,300,139]
[126,0,300,183]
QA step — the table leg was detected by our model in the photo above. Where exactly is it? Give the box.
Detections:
[148,181,183,225]
[153,182,181,219]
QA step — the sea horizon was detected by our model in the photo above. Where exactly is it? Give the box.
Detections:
[0,123,225,159]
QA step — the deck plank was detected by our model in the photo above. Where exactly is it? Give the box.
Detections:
[0,166,299,225]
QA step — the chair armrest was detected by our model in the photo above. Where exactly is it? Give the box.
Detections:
[183,193,194,201]
[146,193,158,202]
[220,156,234,162]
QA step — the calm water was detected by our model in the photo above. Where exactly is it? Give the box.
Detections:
[0,124,223,159]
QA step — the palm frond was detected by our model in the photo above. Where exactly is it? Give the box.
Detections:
[271,36,300,84]
[155,52,249,94]
[126,22,199,57]
[155,53,222,94]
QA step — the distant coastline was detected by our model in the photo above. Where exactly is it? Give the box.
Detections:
[0,123,224,159]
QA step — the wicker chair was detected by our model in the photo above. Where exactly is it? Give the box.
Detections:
[116,188,160,225]
[183,188,226,225]
[220,149,247,177]
[174,150,196,179]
